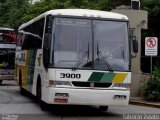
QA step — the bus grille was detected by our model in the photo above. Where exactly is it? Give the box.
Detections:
[72,81,112,88]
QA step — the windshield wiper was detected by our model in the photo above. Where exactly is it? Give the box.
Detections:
[120,44,126,70]
[97,43,113,72]
[72,43,89,71]
[120,44,125,60]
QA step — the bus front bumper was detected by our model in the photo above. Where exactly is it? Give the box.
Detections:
[45,87,130,106]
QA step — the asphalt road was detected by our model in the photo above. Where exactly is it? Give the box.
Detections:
[0,81,160,120]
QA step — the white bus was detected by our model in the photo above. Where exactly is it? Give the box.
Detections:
[15,9,137,111]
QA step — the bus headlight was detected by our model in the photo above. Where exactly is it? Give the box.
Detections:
[49,80,72,87]
[112,83,131,90]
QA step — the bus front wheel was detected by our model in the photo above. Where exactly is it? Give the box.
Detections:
[19,71,25,95]
[37,78,48,111]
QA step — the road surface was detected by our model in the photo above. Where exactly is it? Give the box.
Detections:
[0,81,160,120]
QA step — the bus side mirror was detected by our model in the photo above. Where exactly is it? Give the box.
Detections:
[45,15,52,33]
[43,48,50,68]
[132,36,138,53]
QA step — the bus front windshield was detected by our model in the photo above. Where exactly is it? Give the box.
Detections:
[52,17,129,71]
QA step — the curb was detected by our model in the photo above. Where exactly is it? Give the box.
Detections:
[129,99,160,108]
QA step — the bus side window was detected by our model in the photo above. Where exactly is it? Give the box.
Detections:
[21,18,45,50]
[22,33,42,49]
[0,36,3,42]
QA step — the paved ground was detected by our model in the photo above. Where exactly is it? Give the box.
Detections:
[0,81,160,120]
[130,97,160,108]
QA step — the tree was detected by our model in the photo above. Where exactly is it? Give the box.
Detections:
[141,0,160,36]
[141,0,160,54]
[0,0,160,33]
[0,0,132,29]
[0,0,30,29]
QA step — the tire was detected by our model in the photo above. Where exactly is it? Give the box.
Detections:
[20,87,25,95]
[0,80,2,84]
[40,100,48,111]
[19,70,25,95]
[37,78,48,111]
[99,106,108,112]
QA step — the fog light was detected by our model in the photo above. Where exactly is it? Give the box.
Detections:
[113,95,127,100]
[49,80,72,87]
[112,83,131,90]
[56,81,72,87]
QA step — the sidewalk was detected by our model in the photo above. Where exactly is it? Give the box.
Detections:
[129,97,160,108]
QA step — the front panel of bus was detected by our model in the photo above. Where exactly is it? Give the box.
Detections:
[0,30,16,81]
[42,17,131,105]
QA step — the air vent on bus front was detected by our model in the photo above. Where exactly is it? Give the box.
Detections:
[72,81,112,88]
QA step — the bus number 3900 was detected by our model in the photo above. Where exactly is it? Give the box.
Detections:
[60,73,81,79]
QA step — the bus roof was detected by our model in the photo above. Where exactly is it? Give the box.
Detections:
[0,27,14,31]
[19,9,128,30]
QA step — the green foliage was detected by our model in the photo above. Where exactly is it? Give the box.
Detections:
[141,0,160,15]
[153,67,160,80]
[1,0,131,29]
[0,0,30,29]
[141,0,160,38]
[142,67,160,100]
[0,0,160,33]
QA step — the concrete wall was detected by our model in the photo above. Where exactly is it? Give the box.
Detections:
[111,9,148,96]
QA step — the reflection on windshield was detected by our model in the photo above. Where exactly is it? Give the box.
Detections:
[51,18,129,71]
[53,18,92,68]
[93,20,129,71]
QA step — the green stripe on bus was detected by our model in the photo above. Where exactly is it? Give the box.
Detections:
[88,72,104,82]
[88,72,127,83]
[100,73,115,83]
[88,72,116,83]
